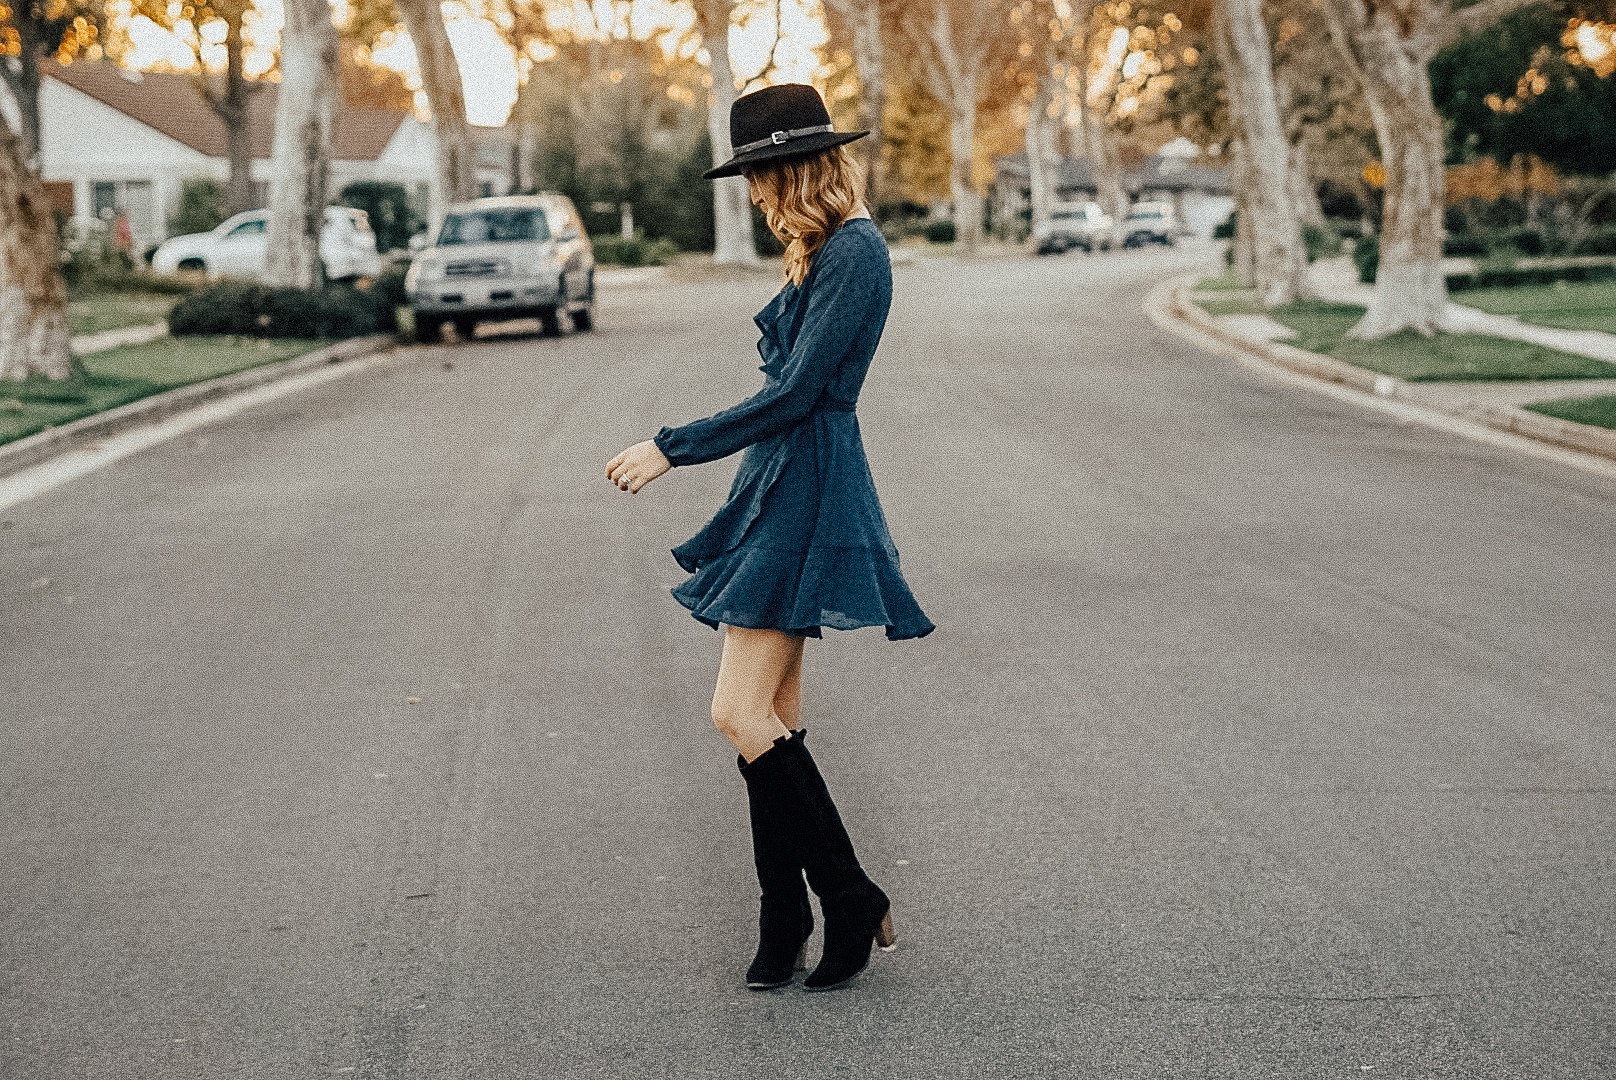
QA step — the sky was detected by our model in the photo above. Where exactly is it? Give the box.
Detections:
[112,0,829,126]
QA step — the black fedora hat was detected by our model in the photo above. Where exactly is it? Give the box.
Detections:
[703,84,868,180]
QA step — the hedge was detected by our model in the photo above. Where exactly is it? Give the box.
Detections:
[168,279,396,338]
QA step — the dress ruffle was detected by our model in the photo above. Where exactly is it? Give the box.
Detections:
[671,541,934,640]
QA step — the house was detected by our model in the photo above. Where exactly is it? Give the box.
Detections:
[992,138,1235,239]
[35,60,514,252]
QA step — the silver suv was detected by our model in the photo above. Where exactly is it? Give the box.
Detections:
[405,194,595,342]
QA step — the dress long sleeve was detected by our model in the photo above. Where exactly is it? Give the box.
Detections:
[653,238,878,467]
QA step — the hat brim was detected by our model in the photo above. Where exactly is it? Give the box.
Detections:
[703,130,869,180]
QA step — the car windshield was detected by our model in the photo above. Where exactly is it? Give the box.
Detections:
[1128,209,1165,219]
[438,209,550,245]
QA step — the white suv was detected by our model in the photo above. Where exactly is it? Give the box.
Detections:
[150,207,383,281]
[1033,201,1115,254]
[404,194,596,342]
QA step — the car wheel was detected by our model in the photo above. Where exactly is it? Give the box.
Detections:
[413,313,443,343]
[570,304,594,332]
[453,316,477,341]
[538,307,563,336]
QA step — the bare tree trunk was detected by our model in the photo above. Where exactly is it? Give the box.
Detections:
[826,0,887,209]
[1288,136,1326,228]
[694,0,759,265]
[0,120,72,380]
[199,21,260,216]
[909,1,993,250]
[0,55,45,169]
[1309,0,1542,336]
[396,0,476,222]
[1072,45,1127,247]
[1212,0,1309,307]
[1025,75,1056,238]
[1085,108,1127,247]
[1229,140,1258,284]
[264,0,339,289]
[0,5,68,170]
[945,73,982,248]
[1346,46,1448,337]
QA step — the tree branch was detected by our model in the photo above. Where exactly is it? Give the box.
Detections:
[1433,0,1543,52]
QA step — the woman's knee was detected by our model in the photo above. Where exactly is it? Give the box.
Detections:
[710,698,753,741]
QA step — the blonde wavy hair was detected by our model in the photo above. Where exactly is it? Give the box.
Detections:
[744,145,866,286]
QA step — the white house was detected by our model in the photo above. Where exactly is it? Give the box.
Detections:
[34,60,513,252]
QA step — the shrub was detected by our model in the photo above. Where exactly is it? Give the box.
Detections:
[1574,227,1616,255]
[339,181,421,253]
[924,219,956,244]
[1354,234,1379,283]
[1506,227,1547,256]
[1212,210,1237,240]
[1443,233,1490,257]
[591,232,679,267]
[168,280,395,338]
[1302,223,1344,263]
[1447,262,1616,291]
[168,179,226,237]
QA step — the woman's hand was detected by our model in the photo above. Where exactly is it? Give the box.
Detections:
[606,440,672,494]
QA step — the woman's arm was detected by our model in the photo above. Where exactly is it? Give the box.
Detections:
[651,236,882,467]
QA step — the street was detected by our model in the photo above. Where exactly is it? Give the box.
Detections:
[3,246,1614,1079]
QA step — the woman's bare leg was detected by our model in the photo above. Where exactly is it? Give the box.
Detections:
[772,644,804,733]
[713,626,806,762]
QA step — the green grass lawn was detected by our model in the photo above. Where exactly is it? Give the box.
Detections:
[66,293,179,337]
[1193,270,1251,292]
[1267,300,1616,382]
[0,337,327,446]
[1524,394,1616,430]
[1454,279,1616,334]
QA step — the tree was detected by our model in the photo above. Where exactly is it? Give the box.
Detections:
[822,0,889,207]
[1212,0,1308,305]
[1433,5,1616,176]
[1,0,100,168]
[124,0,262,216]
[264,0,339,288]
[394,0,475,218]
[1308,0,1546,338]
[900,0,1012,249]
[0,117,72,380]
[692,0,759,264]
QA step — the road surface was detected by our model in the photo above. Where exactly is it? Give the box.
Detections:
[3,244,1613,1078]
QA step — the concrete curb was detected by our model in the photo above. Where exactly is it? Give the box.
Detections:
[1150,274,1616,468]
[0,333,399,481]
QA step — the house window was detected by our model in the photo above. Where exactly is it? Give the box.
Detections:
[92,181,118,220]
[479,181,494,198]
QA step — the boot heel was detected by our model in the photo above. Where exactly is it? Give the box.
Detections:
[875,911,896,951]
[795,942,809,971]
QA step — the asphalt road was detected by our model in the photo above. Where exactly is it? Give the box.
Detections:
[3,244,1614,1080]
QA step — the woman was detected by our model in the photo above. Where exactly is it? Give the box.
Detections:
[606,84,933,993]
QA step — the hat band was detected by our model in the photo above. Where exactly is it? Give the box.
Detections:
[731,124,836,157]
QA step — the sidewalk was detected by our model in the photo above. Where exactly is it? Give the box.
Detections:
[1208,258,1616,414]
[1157,274,1616,472]
[70,320,168,356]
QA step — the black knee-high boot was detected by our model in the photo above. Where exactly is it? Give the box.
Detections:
[741,731,895,992]
[738,733,814,989]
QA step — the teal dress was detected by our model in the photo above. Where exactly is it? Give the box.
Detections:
[653,220,934,641]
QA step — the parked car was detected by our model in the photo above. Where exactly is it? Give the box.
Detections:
[1121,202,1180,248]
[404,194,595,342]
[150,207,383,281]
[1033,201,1115,254]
